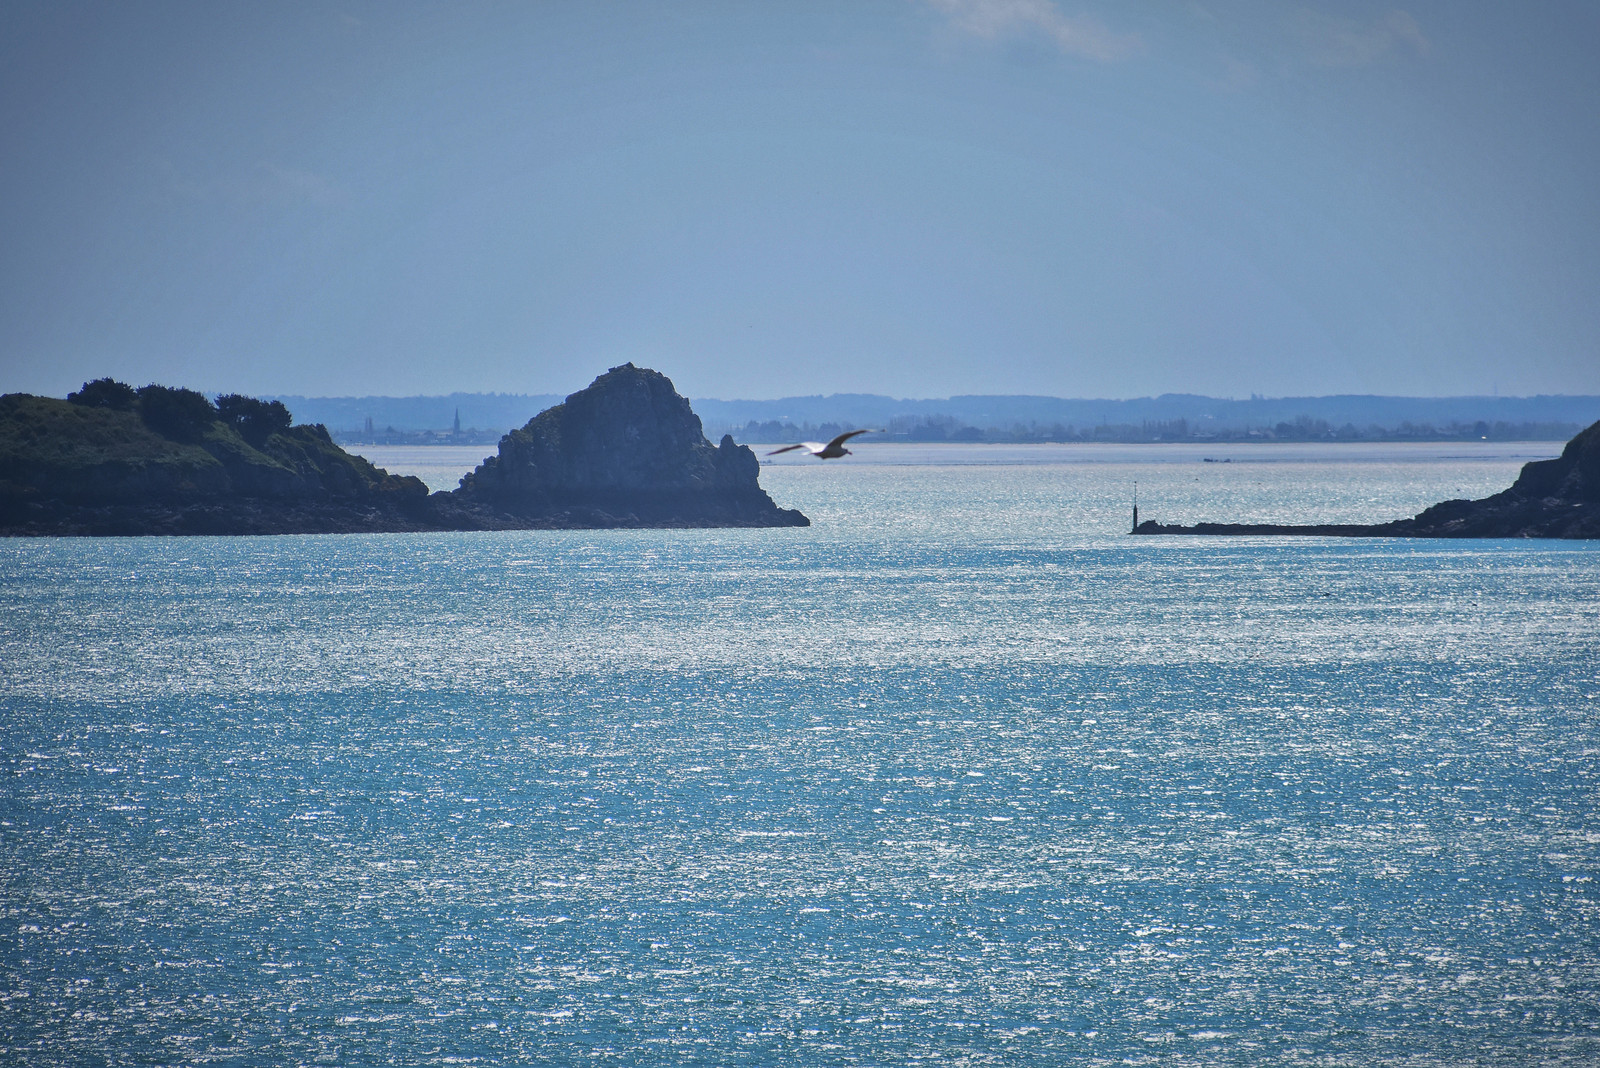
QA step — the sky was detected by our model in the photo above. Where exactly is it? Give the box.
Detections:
[2,1,1598,401]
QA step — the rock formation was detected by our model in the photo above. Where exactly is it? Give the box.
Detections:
[0,366,808,536]
[1134,418,1600,540]
[447,364,807,528]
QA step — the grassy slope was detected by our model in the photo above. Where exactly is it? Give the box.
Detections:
[0,393,424,503]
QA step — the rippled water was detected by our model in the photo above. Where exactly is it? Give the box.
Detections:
[4,445,1599,1065]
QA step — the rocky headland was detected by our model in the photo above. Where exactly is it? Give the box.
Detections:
[0,383,436,536]
[1134,418,1600,540]
[0,366,806,536]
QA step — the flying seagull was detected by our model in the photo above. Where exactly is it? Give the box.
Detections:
[766,429,877,459]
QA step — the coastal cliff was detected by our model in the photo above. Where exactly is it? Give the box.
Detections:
[0,368,807,536]
[447,364,807,528]
[1134,418,1600,540]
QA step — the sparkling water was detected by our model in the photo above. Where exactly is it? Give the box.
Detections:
[4,444,1598,1065]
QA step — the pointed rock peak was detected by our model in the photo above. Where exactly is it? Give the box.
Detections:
[453,365,808,527]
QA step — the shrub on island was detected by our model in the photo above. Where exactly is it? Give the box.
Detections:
[66,377,138,411]
[216,394,293,446]
[134,384,217,443]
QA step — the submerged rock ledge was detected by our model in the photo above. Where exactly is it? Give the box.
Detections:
[1135,418,1600,540]
[1,366,807,536]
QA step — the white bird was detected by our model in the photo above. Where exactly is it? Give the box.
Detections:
[766,429,877,459]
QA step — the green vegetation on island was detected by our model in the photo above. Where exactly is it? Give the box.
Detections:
[0,380,433,535]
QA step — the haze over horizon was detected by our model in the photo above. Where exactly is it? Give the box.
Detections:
[3,1,1598,403]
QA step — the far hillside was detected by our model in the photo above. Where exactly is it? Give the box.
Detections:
[272,391,1600,446]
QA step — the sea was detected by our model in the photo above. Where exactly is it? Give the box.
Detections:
[3,441,1598,1066]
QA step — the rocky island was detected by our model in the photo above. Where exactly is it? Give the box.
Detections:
[0,365,806,536]
[440,364,807,529]
[1134,418,1600,540]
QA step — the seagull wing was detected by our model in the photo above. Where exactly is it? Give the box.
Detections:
[826,429,874,450]
[765,444,807,456]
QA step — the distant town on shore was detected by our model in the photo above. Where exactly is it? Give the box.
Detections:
[270,390,1600,447]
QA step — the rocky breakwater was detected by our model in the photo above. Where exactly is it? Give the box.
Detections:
[1134,418,1600,540]
[445,364,808,528]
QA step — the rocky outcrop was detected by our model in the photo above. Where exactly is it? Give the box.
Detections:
[1135,419,1600,540]
[0,391,434,535]
[1,367,808,536]
[447,364,807,527]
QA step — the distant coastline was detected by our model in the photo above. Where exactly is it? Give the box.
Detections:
[272,391,1600,448]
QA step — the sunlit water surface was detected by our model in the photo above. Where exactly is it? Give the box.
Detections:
[4,444,1598,1066]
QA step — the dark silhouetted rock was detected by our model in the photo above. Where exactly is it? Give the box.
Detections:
[448,364,807,528]
[1135,418,1600,539]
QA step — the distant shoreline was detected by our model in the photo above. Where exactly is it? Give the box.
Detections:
[348,439,1563,494]
[352,439,1566,462]
[278,391,1600,447]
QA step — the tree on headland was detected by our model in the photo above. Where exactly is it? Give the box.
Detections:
[64,379,294,446]
[67,378,138,411]
[135,384,216,442]
[216,394,292,446]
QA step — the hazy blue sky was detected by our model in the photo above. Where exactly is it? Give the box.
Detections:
[3,1,1597,400]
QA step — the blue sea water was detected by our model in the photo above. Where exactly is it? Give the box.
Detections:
[3,443,1599,1066]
